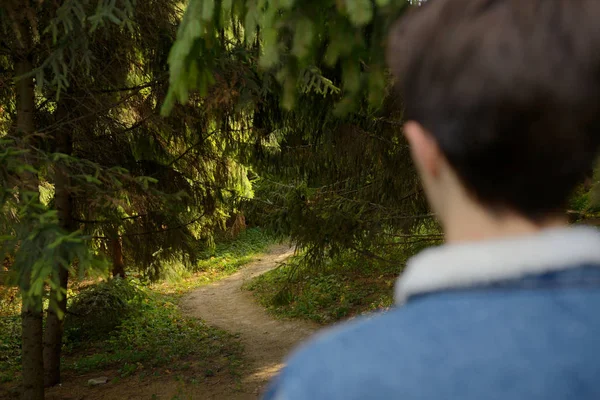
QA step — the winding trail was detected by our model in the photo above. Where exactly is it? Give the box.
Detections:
[181,244,318,398]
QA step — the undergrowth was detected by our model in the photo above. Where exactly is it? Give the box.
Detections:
[0,289,20,384]
[64,278,146,343]
[246,242,433,324]
[0,227,274,386]
[64,287,243,383]
[155,228,276,295]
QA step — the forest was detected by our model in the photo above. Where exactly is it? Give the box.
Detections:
[1,0,599,399]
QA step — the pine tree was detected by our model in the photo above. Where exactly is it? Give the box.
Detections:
[1,0,254,395]
[163,0,434,265]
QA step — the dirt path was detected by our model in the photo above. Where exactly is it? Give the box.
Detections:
[37,245,316,400]
[181,244,318,399]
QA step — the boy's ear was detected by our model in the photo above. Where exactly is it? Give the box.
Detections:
[404,121,441,178]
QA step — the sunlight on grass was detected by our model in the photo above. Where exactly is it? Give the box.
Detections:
[152,228,276,296]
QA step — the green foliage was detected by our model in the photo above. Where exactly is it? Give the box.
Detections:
[0,139,108,312]
[64,278,146,343]
[0,314,20,383]
[162,0,429,268]
[2,0,258,289]
[163,0,412,114]
[244,141,434,267]
[570,166,600,214]
[8,0,136,96]
[570,185,595,213]
[0,291,21,383]
[158,0,430,271]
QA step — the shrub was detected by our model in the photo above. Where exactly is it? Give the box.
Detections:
[64,278,146,344]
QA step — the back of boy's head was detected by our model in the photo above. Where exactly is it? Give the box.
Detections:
[388,0,600,221]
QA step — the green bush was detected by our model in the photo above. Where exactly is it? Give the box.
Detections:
[64,278,146,344]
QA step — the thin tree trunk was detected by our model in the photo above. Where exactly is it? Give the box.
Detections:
[43,267,68,387]
[111,236,126,278]
[16,33,45,400]
[43,97,75,387]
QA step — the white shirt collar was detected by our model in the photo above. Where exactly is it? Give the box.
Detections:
[395,226,600,304]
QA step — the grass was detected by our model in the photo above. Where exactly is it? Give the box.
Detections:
[246,249,406,325]
[154,228,277,295]
[244,231,439,324]
[0,227,275,387]
[0,289,20,384]
[64,289,244,382]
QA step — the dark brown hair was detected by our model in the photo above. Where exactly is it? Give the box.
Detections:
[388,0,600,220]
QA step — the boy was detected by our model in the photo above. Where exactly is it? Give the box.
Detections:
[263,0,600,399]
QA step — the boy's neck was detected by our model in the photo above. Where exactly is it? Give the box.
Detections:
[442,204,568,244]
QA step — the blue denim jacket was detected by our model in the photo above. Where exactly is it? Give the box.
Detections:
[263,227,600,400]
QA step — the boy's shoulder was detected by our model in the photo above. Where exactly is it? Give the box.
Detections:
[264,288,600,400]
[264,299,468,400]
[263,307,416,400]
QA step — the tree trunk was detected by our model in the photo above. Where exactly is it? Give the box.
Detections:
[16,33,45,400]
[111,237,126,278]
[21,297,44,400]
[43,267,68,387]
[43,97,75,387]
